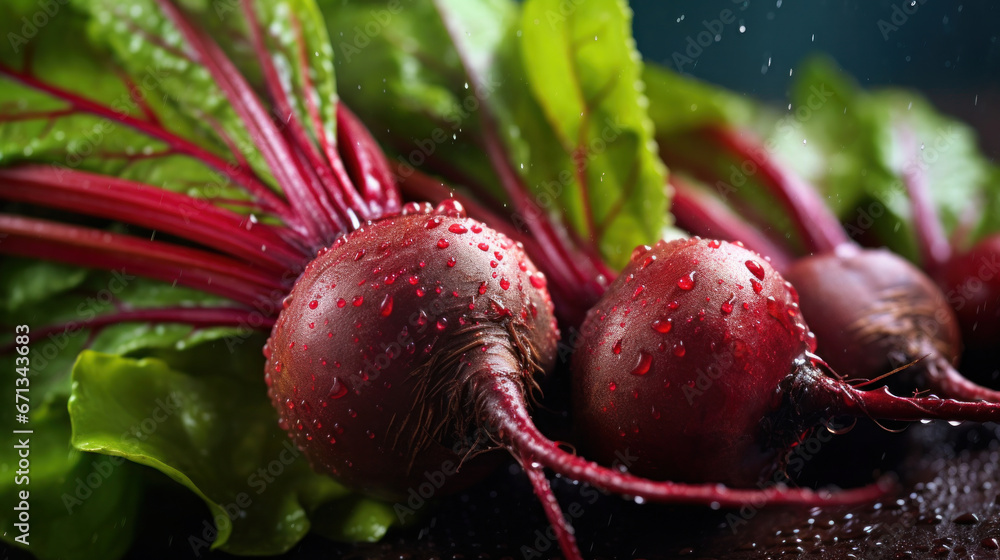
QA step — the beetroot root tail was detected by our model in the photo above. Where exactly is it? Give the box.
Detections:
[521,459,583,560]
[477,377,893,510]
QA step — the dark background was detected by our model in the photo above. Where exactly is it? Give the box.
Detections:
[631,0,1000,157]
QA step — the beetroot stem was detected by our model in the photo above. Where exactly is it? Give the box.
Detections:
[703,127,851,255]
[480,377,890,509]
[337,104,402,216]
[240,0,363,233]
[670,176,795,273]
[0,63,291,219]
[0,214,285,309]
[154,0,330,244]
[897,125,952,270]
[0,165,306,270]
[431,0,608,314]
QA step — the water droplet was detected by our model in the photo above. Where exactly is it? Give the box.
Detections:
[448,223,467,234]
[424,216,443,229]
[354,248,366,261]
[352,295,364,306]
[479,281,488,295]
[673,341,686,357]
[285,399,295,409]
[437,238,450,248]
[668,301,680,310]
[677,272,696,290]
[608,381,617,391]
[309,300,318,309]
[613,339,623,355]
[651,318,672,333]
[499,277,510,290]
[529,272,547,289]
[707,239,721,249]
[436,317,448,330]
[633,285,645,299]
[434,199,465,217]
[721,295,735,314]
[631,351,653,375]
[408,275,419,285]
[379,294,393,317]
[750,278,763,294]
[447,257,457,267]
[274,361,283,373]
[631,245,651,261]
[745,260,766,280]
[415,288,425,297]
[471,224,483,233]
[478,242,489,251]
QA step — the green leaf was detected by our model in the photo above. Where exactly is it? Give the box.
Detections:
[69,351,396,554]
[0,393,142,560]
[642,63,756,136]
[516,0,667,267]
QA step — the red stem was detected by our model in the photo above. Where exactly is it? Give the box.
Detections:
[431,1,608,316]
[0,63,291,219]
[337,104,402,216]
[670,176,795,273]
[702,127,852,255]
[0,165,307,270]
[239,0,362,234]
[154,0,330,244]
[0,215,286,309]
[897,125,952,270]
[480,377,890,509]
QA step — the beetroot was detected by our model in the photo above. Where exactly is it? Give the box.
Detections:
[660,127,1000,402]
[573,237,1000,488]
[264,205,559,499]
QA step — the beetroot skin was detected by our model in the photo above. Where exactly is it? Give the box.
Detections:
[573,238,813,487]
[265,207,558,500]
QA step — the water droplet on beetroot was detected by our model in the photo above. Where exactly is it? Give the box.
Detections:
[408,275,419,285]
[500,277,510,290]
[436,317,448,330]
[707,239,721,249]
[274,361,283,373]
[447,257,457,267]
[336,298,346,308]
[434,199,465,217]
[282,295,294,308]
[354,248,366,261]
[285,399,295,409]
[631,245,651,261]
[668,301,680,310]
[471,224,482,233]
[448,223,467,234]
[633,285,645,299]
[490,260,498,268]
[518,261,528,272]
[424,216,443,229]
[721,295,736,314]
[353,295,364,306]
[478,242,489,251]
[608,381,617,391]
[677,272,696,290]
[750,278,763,294]
[479,281,488,295]
[745,260,766,280]
[648,314,674,333]
[673,341,686,357]
[437,238,450,248]
[631,351,652,375]
[379,294,393,317]
[309,300,318,309]
[613,339,623,355]
[529,272,547,289]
